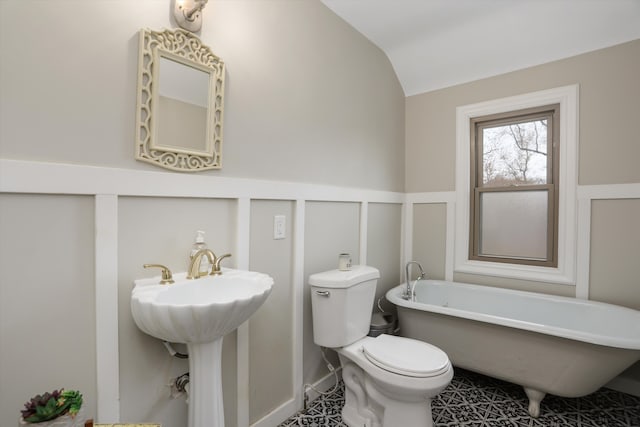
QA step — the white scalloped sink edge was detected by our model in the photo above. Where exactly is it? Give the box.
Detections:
[131,269,274,343]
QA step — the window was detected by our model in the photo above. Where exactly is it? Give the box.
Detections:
[454,85,578,284]
[470,105,559,267]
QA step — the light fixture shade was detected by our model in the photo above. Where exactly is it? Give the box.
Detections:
[173,0,209,32]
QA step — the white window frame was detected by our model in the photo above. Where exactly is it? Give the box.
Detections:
[454,85,578,285]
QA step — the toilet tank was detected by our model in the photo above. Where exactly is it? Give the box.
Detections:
[309,265,380,348]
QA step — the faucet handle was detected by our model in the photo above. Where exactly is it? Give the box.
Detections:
[210,253,231,275]
[143,264,175,284]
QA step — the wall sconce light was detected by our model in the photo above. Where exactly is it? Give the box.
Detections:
[173,0,209,32]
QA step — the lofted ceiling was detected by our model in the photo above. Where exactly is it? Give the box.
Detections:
[321,0,640,96]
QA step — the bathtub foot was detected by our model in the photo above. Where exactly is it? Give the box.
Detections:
[523,387,545,418]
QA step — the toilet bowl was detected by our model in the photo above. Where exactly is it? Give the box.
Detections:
[309,266,452,427]
[339,334,453,427]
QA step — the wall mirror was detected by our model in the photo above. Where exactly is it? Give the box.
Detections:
[135,28,225,171]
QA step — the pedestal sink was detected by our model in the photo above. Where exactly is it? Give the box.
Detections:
[131,269,273,427]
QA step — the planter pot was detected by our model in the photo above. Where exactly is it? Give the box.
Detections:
[19,406,86,427]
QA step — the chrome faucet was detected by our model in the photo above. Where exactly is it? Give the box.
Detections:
[404,261,426,300]
[187,249,232,279]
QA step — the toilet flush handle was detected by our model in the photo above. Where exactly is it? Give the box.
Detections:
[315,290,330,297]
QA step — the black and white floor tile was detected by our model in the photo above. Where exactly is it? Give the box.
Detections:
[279,368,640,427]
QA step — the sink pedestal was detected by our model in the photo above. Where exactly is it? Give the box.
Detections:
[187,338,225,427]
[131,270,274,427]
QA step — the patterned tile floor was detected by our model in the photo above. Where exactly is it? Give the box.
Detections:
[279,368,640,427]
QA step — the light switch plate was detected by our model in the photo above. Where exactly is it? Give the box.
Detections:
[274,215,286,239]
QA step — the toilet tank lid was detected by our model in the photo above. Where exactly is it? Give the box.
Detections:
[309,265,380,288]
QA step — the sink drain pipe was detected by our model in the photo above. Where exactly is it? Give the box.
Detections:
[175,372,190,393]
[163,341,188,359]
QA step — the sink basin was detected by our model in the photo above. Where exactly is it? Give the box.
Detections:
[131,268,273,427]
[131,269,273,343]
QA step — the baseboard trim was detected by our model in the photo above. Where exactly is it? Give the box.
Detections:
[250,398,298,427]
[251,368,343,427]
[304,367,343,405]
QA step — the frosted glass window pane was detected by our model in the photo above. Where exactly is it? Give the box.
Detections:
[480,191,547,260]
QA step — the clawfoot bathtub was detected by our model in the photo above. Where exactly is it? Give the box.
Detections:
[386,280,640,417]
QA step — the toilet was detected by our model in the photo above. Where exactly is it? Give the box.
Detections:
[309,265,452,427]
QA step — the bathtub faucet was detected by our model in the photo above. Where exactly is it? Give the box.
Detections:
[404,261,426,300]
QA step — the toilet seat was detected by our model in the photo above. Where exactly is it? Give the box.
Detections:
[362,334,450,378]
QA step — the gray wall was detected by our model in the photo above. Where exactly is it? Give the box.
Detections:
[411,204,447,282]
[0,1,404,426]
[248,200,295,424]
[405,39,640,193]
[367,203,403,304]
[0,195,96,424]
[0,0,405,192]
[589,199,640,308]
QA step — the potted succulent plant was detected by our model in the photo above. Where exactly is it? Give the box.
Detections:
[19,389,85,427]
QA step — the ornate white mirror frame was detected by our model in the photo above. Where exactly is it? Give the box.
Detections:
[135,28,225,171]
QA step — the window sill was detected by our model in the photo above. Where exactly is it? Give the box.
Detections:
[454,259,574,285]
